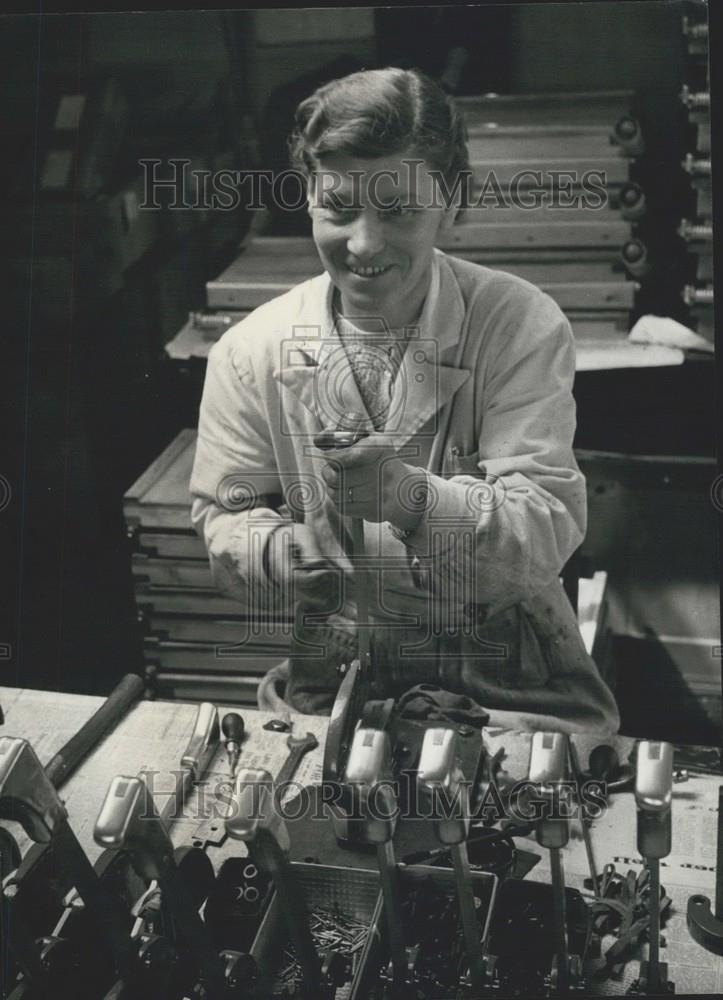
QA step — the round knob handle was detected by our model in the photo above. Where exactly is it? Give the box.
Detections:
[222,713,245,743]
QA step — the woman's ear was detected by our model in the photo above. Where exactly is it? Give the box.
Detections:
[438,170,470,234]
[306,176,316,217]
[438,196,460,236]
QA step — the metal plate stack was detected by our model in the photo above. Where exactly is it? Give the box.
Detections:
[679,7,713,345]
[123,428,292,703]
[439,89,646,346]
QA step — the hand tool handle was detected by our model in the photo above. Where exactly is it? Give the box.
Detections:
[313,429,369,451]
[45,674,145,788]
[222,712,245,744]
[313,426,372,672]
[161,703,220,826]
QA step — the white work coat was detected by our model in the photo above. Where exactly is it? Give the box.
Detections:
[190,249,620,734]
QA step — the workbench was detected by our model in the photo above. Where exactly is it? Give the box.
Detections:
[1,687,721,995]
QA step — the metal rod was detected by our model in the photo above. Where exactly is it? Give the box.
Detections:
[566,738,600,899]
[376,840,407,985]
[255,832,320,996]
[351,518,370,668]
[451,843,486,991]
[648,858,661,991]
[715,787,723,920]
[550,846,569,991]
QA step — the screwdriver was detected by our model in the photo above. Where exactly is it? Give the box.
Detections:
[222,713,245,777]
[313,426,371,672]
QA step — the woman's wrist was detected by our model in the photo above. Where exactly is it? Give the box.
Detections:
[262,521,291,587]
[386,464,429,534]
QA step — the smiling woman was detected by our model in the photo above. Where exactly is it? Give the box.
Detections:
[289,68,470,331]
[189,67,620,735]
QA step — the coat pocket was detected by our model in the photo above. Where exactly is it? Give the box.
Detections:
[457,603,551,691]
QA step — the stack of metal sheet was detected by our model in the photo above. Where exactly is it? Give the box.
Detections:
[679,10,713,345]
[123,428,291,703]
[439,90,645,344]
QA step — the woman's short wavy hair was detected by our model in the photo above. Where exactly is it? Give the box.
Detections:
[288,67,471,211]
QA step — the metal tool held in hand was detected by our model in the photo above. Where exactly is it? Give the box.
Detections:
[314,426,376,786]
[313,425,372,662]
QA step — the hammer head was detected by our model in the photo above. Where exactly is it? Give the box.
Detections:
[344,729,398,845]
[635,742,673,860]
[0,737,67,843]
[529,732,567,787]
[635,741,673,813]
[94,775,174,882]
[225,767,290,853]
[529,733,570,850]
[417,728,469,845]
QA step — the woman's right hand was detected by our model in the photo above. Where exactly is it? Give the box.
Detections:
[264,522,344,606]
[264,523,358,661]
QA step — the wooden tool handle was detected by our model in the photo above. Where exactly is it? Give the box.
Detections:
[45,673,145,788]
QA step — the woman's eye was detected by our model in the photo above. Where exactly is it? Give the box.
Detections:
[325,204,356,220]
[383,204,413,218]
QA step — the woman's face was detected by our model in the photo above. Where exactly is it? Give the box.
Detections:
[308,151,456,331]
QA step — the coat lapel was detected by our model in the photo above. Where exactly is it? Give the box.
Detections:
[385,348,470,447]
[273,250,471,445]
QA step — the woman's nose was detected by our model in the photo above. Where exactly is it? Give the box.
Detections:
[347,213,385,259]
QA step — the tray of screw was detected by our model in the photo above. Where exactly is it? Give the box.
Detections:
[249,862,381,998]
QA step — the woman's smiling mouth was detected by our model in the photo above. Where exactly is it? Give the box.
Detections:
[346,263,393,278]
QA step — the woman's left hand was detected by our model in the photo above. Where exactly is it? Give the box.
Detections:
[316,433,427,528]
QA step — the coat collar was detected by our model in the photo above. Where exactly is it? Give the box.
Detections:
[273,249,470,448]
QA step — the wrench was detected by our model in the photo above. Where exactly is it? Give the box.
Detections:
[191,733,319,850]
[274,733,319,804]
